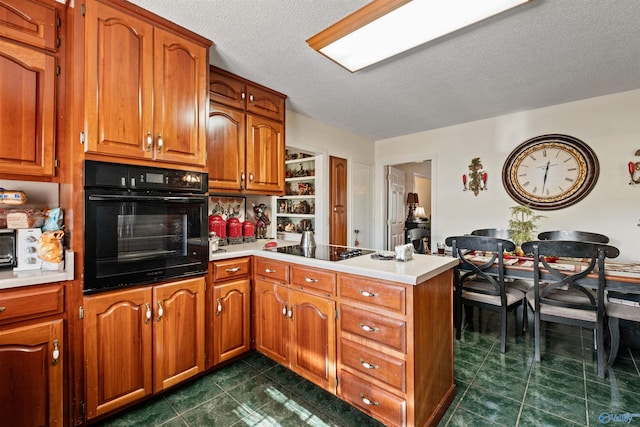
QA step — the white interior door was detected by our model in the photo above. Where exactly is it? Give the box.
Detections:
[386,166,405,250]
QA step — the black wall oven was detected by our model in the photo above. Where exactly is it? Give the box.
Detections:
[83,161,208,293]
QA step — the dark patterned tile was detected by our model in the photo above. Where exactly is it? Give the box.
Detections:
[524,384,587,424]
[518,404,584,426]
[445,406,509,427]
[585,377,640,411]
[263,362,306,388]
[528,365,586,398]
[456,386,521,426]
[164,375,224,414]
[242,351,278,372]
[587,401,640,426]
[159,417,188,427]
[206,361,260,391]
[532,351,585,379]
[181,392,249,427]
[454,359,481,384]
[290,379,344,412]
[227,373,296,412]
[105,398,178,427]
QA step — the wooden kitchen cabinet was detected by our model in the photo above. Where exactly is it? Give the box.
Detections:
[208,67,286,194]
[83,0,209,167]
[83,277,205,419]
[0,0,58,178]
[207,257,252,368]
[254,259,336,392]
[0,319,63,426]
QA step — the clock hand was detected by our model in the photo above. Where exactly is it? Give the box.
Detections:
[542,160,550,193]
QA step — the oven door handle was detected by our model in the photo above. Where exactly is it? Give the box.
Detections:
[88,194,205,203]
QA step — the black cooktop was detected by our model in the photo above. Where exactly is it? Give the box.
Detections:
[266,244,374,261]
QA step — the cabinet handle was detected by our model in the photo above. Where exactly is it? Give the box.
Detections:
[359,359,379,370]
[225,267,241,273]
[249,172,254,182]
[156,133,163,153]
[216,298,222,316]
[304,277,319,283]
[0,306,5,313]
[241,92,246,102]
[249,93,254,104]
[359,323,379,333]
[145,303,152,324]
[52,339,60,366]
[240,171,245,190]
[146,131,153,151]
[288,304,294,320]
[359,290,378,298]
[265,268,276,274]
[359,393,379,406]
[282,303,287,317]
[157,301,164,322]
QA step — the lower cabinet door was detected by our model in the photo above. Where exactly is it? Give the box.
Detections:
[0,319,63,426]
[255,279,289,365]
[153,277,205,391]
[84,287,153,418]
[213,278,251,365]
[289,290,336,392]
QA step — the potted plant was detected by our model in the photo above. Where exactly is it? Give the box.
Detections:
[508,205,545,255]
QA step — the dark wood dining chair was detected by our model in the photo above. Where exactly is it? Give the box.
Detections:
[521,240,620,378]
[605,292,640,366]
[538,230,609,244]
[445,235,526,353]
[408,228,430,254]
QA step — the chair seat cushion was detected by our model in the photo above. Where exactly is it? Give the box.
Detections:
[526,288,597,322]
[508,279,534,294]
[462,279,525,306]
[606,301,640,321]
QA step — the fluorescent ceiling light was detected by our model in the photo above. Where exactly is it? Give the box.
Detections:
[307,0,531,72]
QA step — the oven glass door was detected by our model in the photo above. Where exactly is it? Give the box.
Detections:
[84,191,207,292]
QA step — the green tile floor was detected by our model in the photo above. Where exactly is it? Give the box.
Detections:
[96,311,640,426]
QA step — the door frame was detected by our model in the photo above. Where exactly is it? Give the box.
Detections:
[374,152,437,251]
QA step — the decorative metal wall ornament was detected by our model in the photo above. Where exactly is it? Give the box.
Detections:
[463,157,487,196]
[628,149,640,185]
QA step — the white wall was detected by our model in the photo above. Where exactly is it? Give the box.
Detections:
[286,111,375,246]
[374,89,640,262]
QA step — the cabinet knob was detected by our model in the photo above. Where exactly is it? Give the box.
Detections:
[52,339,60,366]
[156,133,163,153]
[225,267,241,273]
[145,303,152,324]
[282,304,287,317]
[265,268,276,274]
[0,307,5,313]
[359,394,380,406]
[359,358,379,370]
[304,277,319,283]
[216,298,222,316]
[288,304,294,320]
[156,301,164,322]
[359,290,378,298]
[146,131,153,151]
[249,172,254,182]
[249,93,254,103]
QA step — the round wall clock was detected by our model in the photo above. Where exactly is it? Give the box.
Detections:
[502,134,599,210]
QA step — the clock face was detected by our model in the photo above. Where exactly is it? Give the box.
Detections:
[502,134,599,210]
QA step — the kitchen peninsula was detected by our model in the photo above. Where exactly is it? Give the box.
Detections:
[211,241,458,427]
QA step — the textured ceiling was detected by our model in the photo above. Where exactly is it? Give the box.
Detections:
[128,0,640,141]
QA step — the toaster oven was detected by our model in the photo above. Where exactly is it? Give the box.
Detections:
[0,228,16,269]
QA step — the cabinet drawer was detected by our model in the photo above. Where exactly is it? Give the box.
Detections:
[339,275,406,314]
[0,0,58,51]
[246,84,285,121]
[255,257,289,283]
[0,283,64,323]
[339,370,405,427]
[340,338,406,392]
[291,265,336,296]
[340,305,406,353]
[213,257,251,281]
[209,72,245,108]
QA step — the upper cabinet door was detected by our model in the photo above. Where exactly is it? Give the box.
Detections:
[84,0,154,160]
[245,114,285,193]
[153,27,207,166]
[207,102,246,191]
[0,39,55,177]
[247,84,285,122]
[0,0,58,51]
[210,72,246,110]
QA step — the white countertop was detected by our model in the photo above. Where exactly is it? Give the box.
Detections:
[0,250,75,290]
[211,240,458,285]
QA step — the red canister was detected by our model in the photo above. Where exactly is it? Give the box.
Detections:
[227,217,242,244]
[242,220,255,242]
[208,215,226,240]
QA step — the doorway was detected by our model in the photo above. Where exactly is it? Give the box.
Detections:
[385,160,432,251]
